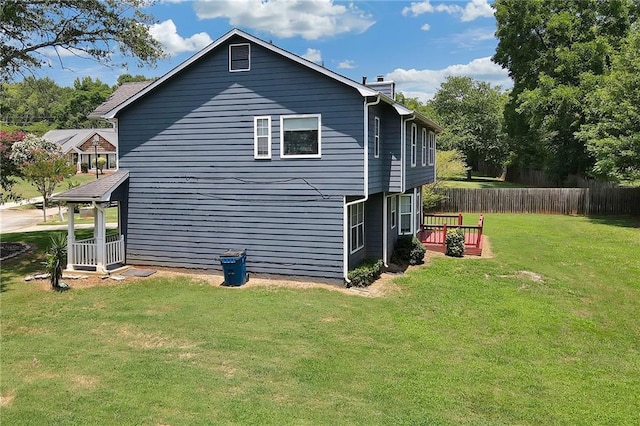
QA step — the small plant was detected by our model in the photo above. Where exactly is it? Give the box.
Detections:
[80,162,89,173]
[43,233,67,290]
[93,157,107,174]
[347,258,384,288]
[391,235,426,265]
[445,228,465,257]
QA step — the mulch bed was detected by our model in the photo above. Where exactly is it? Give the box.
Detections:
[0,242,30,261]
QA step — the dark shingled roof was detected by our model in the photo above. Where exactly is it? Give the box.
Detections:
[52,170,129,202]
[89,81,153,118]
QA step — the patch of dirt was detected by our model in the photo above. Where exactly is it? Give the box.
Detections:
[0,391,16,408]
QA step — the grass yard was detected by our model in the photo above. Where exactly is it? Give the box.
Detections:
[2,173,98,200]
[1,215,639,424]
[38,206,119,226]
[442,176,527,188]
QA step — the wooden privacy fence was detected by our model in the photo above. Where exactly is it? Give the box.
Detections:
[437,187,640,215]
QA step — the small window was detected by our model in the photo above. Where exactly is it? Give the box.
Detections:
[428,131,436,166]
[280,114,321,158]
[400,194,413,235]
[421,128,427,166]
[374,116,380,159]
[390,195,397,229]
[410,124,417,167]
[254,116,271,159]
[229,43,250,72]
[349,203,365,253]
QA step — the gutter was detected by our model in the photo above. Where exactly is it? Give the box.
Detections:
[343,94,381,284]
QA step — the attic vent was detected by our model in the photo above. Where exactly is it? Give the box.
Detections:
[229,43,250,72]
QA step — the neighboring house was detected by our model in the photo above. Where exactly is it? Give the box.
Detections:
[42,128,117,172]
[56,28,441,283]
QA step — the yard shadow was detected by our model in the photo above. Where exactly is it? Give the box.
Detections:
[586,215,640,229]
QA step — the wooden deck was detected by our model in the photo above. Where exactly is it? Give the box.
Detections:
[419,214,484,256]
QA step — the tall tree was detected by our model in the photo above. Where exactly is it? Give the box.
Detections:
[429,76,508,174]
[0,77,65,127]
[56,77,112,128]
[0,0,164,81]
[493,0,639,182]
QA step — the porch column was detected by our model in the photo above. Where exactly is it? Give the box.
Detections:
[94,202,107,273]
[66,203,76,271]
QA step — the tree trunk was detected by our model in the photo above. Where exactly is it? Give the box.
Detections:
[42,201,47,222]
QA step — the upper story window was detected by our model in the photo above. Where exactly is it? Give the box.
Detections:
[280,114,321,158]
[254,116,271,159]
[421,128,427,166]
[410,123,417,167]
[428,131,436,166]
[374,116,380,159]
[229,43,250,72]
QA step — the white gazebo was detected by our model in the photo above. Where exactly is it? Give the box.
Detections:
[52,171,129,273]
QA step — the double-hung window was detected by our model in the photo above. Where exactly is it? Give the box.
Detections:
[349,203,365,253]
[421,128,427,166]
[410,124,417,167]
[229,43,250,72]
[280,114,321,158]
[390,195,397,229]
[374,116,380,158]
[254,116,271,159]
[428,131,436,166]
[399,194,413,235]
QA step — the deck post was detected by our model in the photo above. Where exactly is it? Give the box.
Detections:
[458,213,463,226]
[66,203,76,271]
[442,223,447,249]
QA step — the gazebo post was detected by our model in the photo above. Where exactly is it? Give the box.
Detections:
[66,203,76,271]
[94,202,107,273]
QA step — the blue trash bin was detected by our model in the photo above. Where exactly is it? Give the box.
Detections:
[220,249,247,286]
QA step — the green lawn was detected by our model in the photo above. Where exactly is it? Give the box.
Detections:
[2,173,98,200]
[1,215,639,424]
[442,175,527,188]
[37,206,119,226]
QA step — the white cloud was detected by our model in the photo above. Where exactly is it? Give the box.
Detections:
[402,0,493,22]
[301,48,322,64]
[192,0,375,40]
[337,60,356,69]
[420,23,431,31]
[149,19,213,55]
[448,27,496,48]
[387,57,512,102]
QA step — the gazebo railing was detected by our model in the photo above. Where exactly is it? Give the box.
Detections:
[71,234,124,268]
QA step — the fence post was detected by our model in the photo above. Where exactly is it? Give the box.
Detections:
[458,213,463,225]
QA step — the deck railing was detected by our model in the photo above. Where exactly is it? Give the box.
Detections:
[421,214,484,254]
[71,234,124,268]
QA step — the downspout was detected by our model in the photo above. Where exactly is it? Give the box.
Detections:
[343,94,381,284]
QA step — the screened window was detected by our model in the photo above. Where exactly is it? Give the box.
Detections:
[374,116,380,158]
[254,116,271,159]
[400,194,413,235]
[229,43,250,72]
[350,203,365,253]
[428,131,436,166]
[410,124,417,167]
[280,115,321,158]
[421,128,427,166]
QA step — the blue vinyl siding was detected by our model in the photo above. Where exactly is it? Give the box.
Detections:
[117,37,365,281]
[404,121,436,189]
[368,103,402,194]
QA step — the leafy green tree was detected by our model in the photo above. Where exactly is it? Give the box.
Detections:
[0,0,164,81]
[493,0,639,182]
[10,135,76,221]
[422,150,468,211]
[116,73,155,86]
[0,77,65,127]
[429,76,508,174]
[0,130,26,203]
[56,77,112,128]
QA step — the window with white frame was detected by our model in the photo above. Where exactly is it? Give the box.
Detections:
[428,131,436,166]
[374,116,380,158]
[390,195,397,229]
[254,116,271,159]
[280,114,321,158]
[421,128,427,166]
[349,203,365,253]
[229,43,250,72]
[410,123,417,167]
[399,194,413,235]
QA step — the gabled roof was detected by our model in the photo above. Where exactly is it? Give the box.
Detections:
[42,128,116,154]
[89,81,153,118]
[98,28,442,132]
[51,170,129,203]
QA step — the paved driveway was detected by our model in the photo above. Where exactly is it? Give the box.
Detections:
[0,208,45,233]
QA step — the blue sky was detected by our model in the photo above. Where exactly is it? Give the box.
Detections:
[37,0,511,102]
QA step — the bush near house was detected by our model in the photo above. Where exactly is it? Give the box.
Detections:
[445,228,465,257]
[347,258,384,288]
[392,235,426,265]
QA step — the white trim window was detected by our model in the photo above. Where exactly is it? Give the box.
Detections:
[428,131,436,166]
[399,194,413,235]
[254,116,271,159]
[421,128,427,166]
[374,116,380,159]
[349,202,365,253]
[280,114,321,158]
[229,43,250,72]
[390,195,397,229]
[410,123,417,167]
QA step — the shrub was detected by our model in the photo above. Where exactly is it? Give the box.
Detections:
[445,228,465,257]
[347,258,384,288]
[80,162,89,173]
[392,235,426,265]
